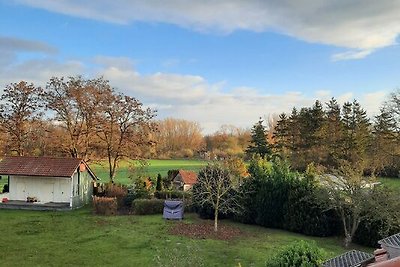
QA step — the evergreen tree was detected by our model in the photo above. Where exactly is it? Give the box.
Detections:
[318,98,344,168]
[274,113,290,157]
[156,173,162,191]
[370,108,398,175]
[341,100,371,164]
[246,118,271,158]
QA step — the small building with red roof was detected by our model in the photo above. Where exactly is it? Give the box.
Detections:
[0,156,98,210]
[172,170,197,191]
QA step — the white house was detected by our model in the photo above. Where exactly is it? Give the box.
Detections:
[0,156,99,209]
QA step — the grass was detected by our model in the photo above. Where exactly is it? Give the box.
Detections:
[379,176,400,190]
[0,208,370,267]
[91,159,208,185]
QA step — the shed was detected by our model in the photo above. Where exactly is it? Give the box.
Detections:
[0,156,98,209]
[172,170,197,191]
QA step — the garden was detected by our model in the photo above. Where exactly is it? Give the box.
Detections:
[0,208,369,267]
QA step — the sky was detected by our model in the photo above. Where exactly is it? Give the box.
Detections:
[1,0,400,133]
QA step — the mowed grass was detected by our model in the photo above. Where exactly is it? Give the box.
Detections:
[91,159,208,185]
[379,177,400,191]
[0,208,370,267]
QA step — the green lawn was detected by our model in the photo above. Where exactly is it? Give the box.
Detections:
[379,177,400,190]
[91,159,208,185]
[0,208,369,267]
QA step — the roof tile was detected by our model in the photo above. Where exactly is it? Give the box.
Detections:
[0,156,83,178]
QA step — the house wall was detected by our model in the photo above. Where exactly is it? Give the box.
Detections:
[70,168,94,209]
[9,176,71,203]
[183,184,192,191]
[173,174,183,190]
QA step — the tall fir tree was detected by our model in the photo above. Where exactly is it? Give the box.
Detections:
[318,98,344,168]
[246,118,271,158]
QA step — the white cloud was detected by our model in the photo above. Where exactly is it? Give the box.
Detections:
[0,36,57,54]
[14,0,400,59]
[0,48,389,133]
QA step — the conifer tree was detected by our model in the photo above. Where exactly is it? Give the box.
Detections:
[246,118,271,158]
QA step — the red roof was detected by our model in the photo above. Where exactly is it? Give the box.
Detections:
[177,170,197,185]
[0,156,90,178]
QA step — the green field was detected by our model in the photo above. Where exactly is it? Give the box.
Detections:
[379,177,400,191]
[0,208,369,267]
[91,159,208,184]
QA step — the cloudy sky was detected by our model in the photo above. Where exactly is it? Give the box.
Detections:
[1,1,400,133]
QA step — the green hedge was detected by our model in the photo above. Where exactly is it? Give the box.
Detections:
[235,159,340,237]
[154,190,191,200]
[131,199,164,215]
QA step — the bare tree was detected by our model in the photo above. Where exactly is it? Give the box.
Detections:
[193,164,242,232]
[155,118,204,157]
[0,81,43,156]
[96,93,157,183]
[44,76,111,158]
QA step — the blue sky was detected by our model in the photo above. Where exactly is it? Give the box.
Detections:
[1,1,400,133]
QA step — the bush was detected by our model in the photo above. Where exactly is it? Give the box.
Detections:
[235,158,340,237]
[154,190,191,200]
[104,183,127,208]
[123,186,151,207]
[264,241,325,267]
[2,184,9,193]
[283,179,340,237]
[132,199,164,215]
[93,196,117,215]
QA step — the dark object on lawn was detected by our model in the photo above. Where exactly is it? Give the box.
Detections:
[163,200,184,220]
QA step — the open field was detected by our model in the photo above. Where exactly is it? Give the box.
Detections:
[0,208,370,267]
[379,177,400,191]
[91,159,208,184]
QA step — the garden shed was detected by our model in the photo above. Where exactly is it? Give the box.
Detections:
[0,156,99,209]
[172,170,197,191]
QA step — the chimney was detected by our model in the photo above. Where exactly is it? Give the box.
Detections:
[374,248,388,263]
[378,233,400,260]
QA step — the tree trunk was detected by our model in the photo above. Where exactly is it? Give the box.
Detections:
[344,233,352,248]
[214,208,219,232]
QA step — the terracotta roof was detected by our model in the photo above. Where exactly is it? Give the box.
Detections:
[177,170,197,185]
[323,250,374,267]
[0,156,87,178]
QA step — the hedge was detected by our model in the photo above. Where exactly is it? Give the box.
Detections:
[154,190,191,200]
[132,199,164,215]
[93,196,117,215]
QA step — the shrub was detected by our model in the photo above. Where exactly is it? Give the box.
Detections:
[132,199,164,215]
[123,186,151,207]
[264,241,325,267]
[235,158,340,237]
[154,190,191,200]
[283,179,340,237]
[2,184,9,193]
[93,196,117,215]
[104,183,127,208]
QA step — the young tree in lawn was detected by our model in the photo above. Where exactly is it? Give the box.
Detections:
[246,118,271,159]
[320,161,396,247]
[96,92,157,183]
[192,164,242,232]
[44,76,111,158]
[0,81,43,156]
